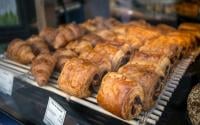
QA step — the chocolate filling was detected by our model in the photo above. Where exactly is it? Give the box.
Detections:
[197,39,200,46]
[93,74,100,86]
[153,94,158,100]
[89,84,94,92]
[131,96,142,115]
[131,106,136,115]
[101,71,108,77]
[179,52,183,60]
[134,96,142,105]
[170,56,176,64]
[92,74,101,92]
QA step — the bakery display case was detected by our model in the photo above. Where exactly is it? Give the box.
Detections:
[0,0,200,125]
[111,0,200,24]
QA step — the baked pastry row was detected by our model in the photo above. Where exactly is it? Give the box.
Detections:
[97,22,200,119]
[6,18,200,120]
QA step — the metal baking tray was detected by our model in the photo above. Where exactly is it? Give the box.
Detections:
[0,49,199,125]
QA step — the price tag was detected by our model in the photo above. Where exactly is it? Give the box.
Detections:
[43,97,66,125]
[0,68,14,96]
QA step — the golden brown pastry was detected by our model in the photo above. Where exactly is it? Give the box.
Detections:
[107,25,144,52]
[115,31,145,51]
[79,49,112,78]
[127,26,161,42]
[74,41,93,55]
[53,23,86,49]
[104,18,121,29]
[7,39,35,64]
[139,35,182,63]
[167,31,197,56]
[111,25,161,52]
[127,19,151,27]
[94,42,128,71]
[31,53,56,86]
[81,17,120,32]
[97,72,144,119]
[178,23,200,43]
[39,27,57,47]
[53,48,77,71]
[178,22,200,31]
[27,35,50,55]
[179,29,200,41]
[95,29,117,41]
[81,33,103,46]
[129,51,171,77]
[93,30,132,53]
[156,24,176,34]
[58,58,99,98]
[66,40,93,55]
[80,17,107,32]
[111,24,127,35]
[65,40,79,52]
[118,64,163,110]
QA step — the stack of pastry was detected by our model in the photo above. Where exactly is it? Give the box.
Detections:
[59,18,131,97]
[58,19,164,98]
[6,17,200,120]
[97,22,200,119]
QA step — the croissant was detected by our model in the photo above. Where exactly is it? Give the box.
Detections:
[7,39,35,64]
[58,58,99,98]
[97,72,144,119]
[53,49,77,71]
[27,35,50,55]
[129,51,171,77]
[118,64,163,110]
[39,27,57,47]
[53,23,86,49]
[31,53,56,86]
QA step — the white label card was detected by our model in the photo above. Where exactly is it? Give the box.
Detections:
[43,97,66,125]
[0,68,14,96]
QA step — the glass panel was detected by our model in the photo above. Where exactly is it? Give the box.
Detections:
[0,0,19,26]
